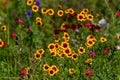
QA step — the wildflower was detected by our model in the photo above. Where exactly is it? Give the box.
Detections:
[36,49,45,55]
[43,64,50,71]
[86,39,95,47]
[82,8,89,14]
[72,53,78,60]
[100,37,107,42]
[4,0,9,5]
[51,65,59,73]
[98,18,107,26]
[116,46,120,50]
[20,69,27,75]
[36,0,41,7]
[104,48,109,54]
[85,22,91,27]
[36,17,42,22]
[2,42,7,48]
[34,53,41,60]
[86,14,93,21]
[70,24,76,30]
[78,47,85,54]
[27,0,34,6]
[48,43,55,51]
[88,52,96,57]
[86,69,92,76]
[77,13,85,21]
[25,67,30,74]
[62,32,70,41]
[36,21,43,26]
[32,5,39,12]
[17,19,24,23]
[64,48,71,56]
[0,39,4,47]
[11,32,17,37]
[48,69,55,76]
[86,58,92,65]
[57,10,64,17]
[67,8,75,14]
[50,51,56,57]
[26,10,32,18]
[41,8,47,14]
[54,29,61,35]
[116,12,120,17]
[27,26,32,32]
[61,42,69,49]
[47,9,54,15]
[1,25,6,31]
[69,68,75,75]
[54,37,60,42]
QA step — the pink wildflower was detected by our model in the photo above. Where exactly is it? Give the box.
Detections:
[88,52,96,57]
[11,32,17,37]
[20,70,27,75]
[85,22,91,27]
[86,69,92,76]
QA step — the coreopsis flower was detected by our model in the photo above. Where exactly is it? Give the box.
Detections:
[1,25,6,31]
[69,68,75,75]
[86,58,92,65]
[34,53,41,60]
[67,8,75,14]
[47,9,54,15]
[61,41,69,49]
[36,49,45,55]
[77,13,85,21]
[100,37,107,42]
[32,5,39,12]
[86,14,93,21]
[0,39,4,47]
[41,8,47,14]
[63,48,71,56]
[72,53,78,60]
[78,47,85,54]
[43,64,50,71]
[86,69,92,76]
[57,10,64,17]
[82,8,89,14]
[51,65,59,73]
[27,0,34,6]
[48,69,56,76]
[54,37,60,43]
[48,43,55,51]
[2,42,7,48]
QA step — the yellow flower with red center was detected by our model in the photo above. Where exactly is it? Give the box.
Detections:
[25,67,30,75]
[48,69,55,76]
[32,5,39,12]
[78,47,85,54]
[69,68,75,75]
[48,43,55,51]
[1,25,6,31]
[65,9,69,14]
[27,0,34,6]
[51,65,59,73]
[62,32,70,41]
[0,39,4,47]
[34,53,41,60]
[43,64,50,71]
[77,13,85,21]
[67,8,75,14]
[100,37,107,42]
[86,14,93,21]
[85,39,95,47]
[59,53,65,58]
[54,37,60,43]
[41,8,48,14]
[63,48,71,56]
[36,20,43,26]
[61,41,69,49]
[57,10,64,17]
[86,58,92,65]
[50,51,57,57]
[36,49,45,55]
[36,17,42,22]
[72,53,78,60]
[82,8,89,14]
[47,9,54,15]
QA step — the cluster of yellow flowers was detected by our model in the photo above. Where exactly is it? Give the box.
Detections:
[34,49,45,60]
[43,64,59,76]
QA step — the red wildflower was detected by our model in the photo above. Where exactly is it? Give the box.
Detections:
[104,48,109,53]
[4,0,8,5]
[2,42,7,48]
[116,12,120,17]
[27,26,32,32]
[11,32,17,37]
[86,69,92,76]
[20,70,27,75]
[85,22,91,27]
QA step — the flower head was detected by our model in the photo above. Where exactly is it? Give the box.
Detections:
[32,5,39,12]
[69,68,75,75]
[86,69,92,76]
[20,69,27,75]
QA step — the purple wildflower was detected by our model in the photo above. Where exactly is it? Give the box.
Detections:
[26,10,32,18]
[88,52,96,57]
[36,0,41,8]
